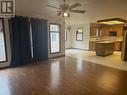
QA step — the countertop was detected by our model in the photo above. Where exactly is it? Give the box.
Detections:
[89,36,123,42]
[96,41,115,44]
[89,40,122,42]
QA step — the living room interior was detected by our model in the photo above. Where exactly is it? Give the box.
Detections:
[1,0,127,95]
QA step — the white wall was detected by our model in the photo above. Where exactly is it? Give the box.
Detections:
[65,24,90,50]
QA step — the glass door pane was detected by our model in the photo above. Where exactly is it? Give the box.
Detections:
[50,24,60,53]
[0,19,7,62]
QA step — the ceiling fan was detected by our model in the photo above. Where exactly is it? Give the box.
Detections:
[47,0,86,17]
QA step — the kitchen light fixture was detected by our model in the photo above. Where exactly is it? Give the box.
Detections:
[98,18,126,25]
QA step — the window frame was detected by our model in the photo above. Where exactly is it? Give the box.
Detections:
[49,23,61,54]
[0,18,8,63]
[76,27,83,41]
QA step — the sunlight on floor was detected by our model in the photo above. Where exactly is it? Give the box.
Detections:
[66,49,127,71]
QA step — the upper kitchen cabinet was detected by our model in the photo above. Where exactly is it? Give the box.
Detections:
[90,24,124,37]
[90,23,100,37]
[99,25,124,37]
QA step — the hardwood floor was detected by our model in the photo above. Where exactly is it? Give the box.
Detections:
[0,56,127,95]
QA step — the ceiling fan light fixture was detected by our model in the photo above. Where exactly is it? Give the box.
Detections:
[47,0,86,17]
[63,12,70,17]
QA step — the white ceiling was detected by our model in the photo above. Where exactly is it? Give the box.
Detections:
[16,0,127,25]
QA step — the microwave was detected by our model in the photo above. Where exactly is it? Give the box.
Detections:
[108,31,117,36]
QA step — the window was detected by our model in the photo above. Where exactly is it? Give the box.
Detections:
[76,28,83,41]
[0,19,7,62]
[50,24,60,53]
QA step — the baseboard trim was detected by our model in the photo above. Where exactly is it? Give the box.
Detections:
[48,55,65,59]
[66,48,89,51]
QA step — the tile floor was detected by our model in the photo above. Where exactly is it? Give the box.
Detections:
[66,49,127,71]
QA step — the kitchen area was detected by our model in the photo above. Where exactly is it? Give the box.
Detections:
[89,18,126,56]
[66,18,127,70]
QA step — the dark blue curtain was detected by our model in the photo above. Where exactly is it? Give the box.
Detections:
[30,18,48,61]
[9,16,32,66]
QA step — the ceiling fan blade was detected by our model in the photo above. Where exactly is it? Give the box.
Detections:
[70,10,86,13]
[57,11,62,16]
[47,5,60,9]
[43,11,60,14]
[69,3,82,10]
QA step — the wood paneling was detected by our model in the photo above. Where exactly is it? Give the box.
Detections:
[0,56,127,95]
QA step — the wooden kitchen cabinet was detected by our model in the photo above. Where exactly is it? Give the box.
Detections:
[89,41,96,51]
[111,26,123,36]
[90,23,99,37]
[114,41,122,51]
[90,27,97,36]
[95,41,114,56]
[99,25,124,36]
[89,41,122,51]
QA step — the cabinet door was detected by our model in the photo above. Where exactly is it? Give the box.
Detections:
[90,27,97,36]
[115,27,123,36]
[89,42,96,51]
[100,27,108,36]
[114,41,122,51]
